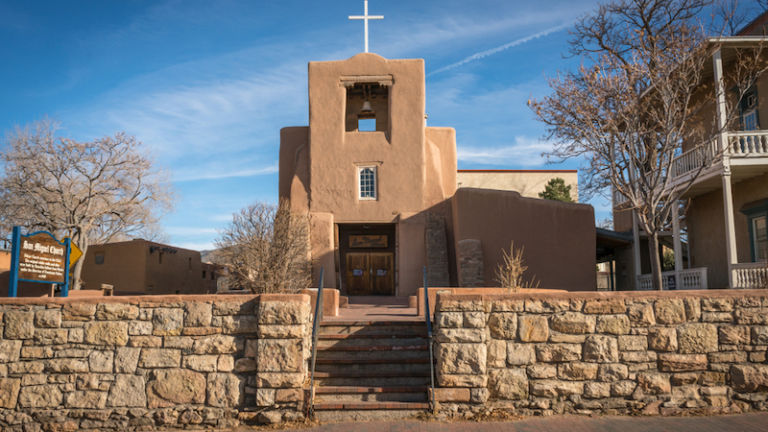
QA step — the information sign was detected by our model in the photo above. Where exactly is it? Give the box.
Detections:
[8,227,71,297]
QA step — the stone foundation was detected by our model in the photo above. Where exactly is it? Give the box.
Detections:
[435,290,768,417]
[0,294,311,430]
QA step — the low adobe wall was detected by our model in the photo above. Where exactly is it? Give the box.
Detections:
[434,290,768,417]
[0,294,311,430]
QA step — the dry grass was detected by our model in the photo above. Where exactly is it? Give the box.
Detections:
[495,241,539,293]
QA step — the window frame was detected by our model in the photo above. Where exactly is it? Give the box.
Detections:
[743,200,768,262]
[751,214,767,262]
[357,165,378,201]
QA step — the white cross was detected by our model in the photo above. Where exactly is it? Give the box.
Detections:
[348,0,383,53]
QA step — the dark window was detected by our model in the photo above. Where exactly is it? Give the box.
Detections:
[202,270,207,279]
[95,253,105,265]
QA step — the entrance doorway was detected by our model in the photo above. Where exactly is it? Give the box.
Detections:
[338,224,395,295]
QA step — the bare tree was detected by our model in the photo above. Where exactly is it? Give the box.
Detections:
[214,201,310,293]
[530,0,765,289]
[0,119,172,290]
[495,241,539,292]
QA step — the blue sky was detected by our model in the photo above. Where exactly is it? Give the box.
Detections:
[1,1,759,250]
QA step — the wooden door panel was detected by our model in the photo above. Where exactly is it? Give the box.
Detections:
[369,252,394,295]
[345,253,370,295]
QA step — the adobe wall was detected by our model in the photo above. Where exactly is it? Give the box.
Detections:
[0,294,311,430]
[457,170,579,202]
[434,290,768,417]
[451,188,596,291]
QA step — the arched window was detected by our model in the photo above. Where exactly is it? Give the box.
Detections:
[358,166,377,200]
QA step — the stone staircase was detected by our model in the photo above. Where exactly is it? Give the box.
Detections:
[309,320,433,422]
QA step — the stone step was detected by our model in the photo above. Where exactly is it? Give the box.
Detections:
[315,386,428,394]
[314,391,427,403]
[315,357,429,365]
[316,341,428,352]
[313,401,430,411]
[315,362,431,377]
[315,349,429,361]
[318,333,426,340]
[318,321,426,337]
[313,408,427,422]
[314,376,431,387]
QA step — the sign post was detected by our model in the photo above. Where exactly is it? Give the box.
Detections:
[7,227,71,298]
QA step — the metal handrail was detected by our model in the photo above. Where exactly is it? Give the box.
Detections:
[307,267,324,419]
[423,266,436,414]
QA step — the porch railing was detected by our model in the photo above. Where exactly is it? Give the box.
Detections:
[637,267,708,290]
[732,262,768,289]
[671,138,719,178]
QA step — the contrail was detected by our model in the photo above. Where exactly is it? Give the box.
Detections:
[427,22,571,77]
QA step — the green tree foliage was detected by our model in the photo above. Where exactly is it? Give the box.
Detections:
[538,177,573,203]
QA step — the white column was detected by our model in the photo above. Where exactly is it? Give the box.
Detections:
[632,210,642,288]
[672,201,683,286]
[713,48,738,288]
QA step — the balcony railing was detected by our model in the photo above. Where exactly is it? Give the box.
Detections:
[729,131,768,156]
[636,267,708,290]
[671,130,768,180]
[732,262,768,289]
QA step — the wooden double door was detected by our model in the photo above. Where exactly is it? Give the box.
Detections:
[345,252,394,295]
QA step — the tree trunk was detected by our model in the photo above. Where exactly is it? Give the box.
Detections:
[72,242,88,291]
[648,232,664,290]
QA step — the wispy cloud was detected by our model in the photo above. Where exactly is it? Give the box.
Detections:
[165,226,219,236]
[457,136,554,167]
[428,23,571,77]
[173,163,279,182]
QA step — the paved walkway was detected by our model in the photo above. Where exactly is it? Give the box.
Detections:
[325,296,422,322]
[249,413,768,432]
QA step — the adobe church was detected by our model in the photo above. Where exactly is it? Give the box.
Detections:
[279,52,596,296]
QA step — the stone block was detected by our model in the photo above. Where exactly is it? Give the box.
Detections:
[129,335,162,347]
[489,368,528,399]
[437,343,486,375]
[84,321,129,346]
[184,355,218,372]
[4,311,34,339]
[658,353,708,372]
[147,369,206,408]
[752,326,768,345]
[0,340,22,362]
[627,302,656,326]
[487,340,506,368]
[96,304,139,320]
[719,326,749,345]
[65,390,107,409]
[550,312,595,334]
[583,298,626,314]
[701,298,734,312]
[185,302,213,327]
[437,374,487,388]
[275,388,303,403]
[128,321,153,336]
[558,362,598,380]
[218,355,234,372]
[583,335,619,363]
[488,312,517,339]
[255,388,275,406]
[0,378,20,408]
[736,309,768,325]
[34,328,68,344]
[584,382,611,399]
[458,239,484,287]
[437,312,463,328]
[490,298,525,312]
[518,315,549,342]
[89,350,114,373]
[618,335,647,351]
[530,380,583,397]
[193,335,237,354]
[637,372,671,394]
[18,384,63,408]
[8,361,44,374]
[611,380,636,397]
[255,339,303,372]
[257,324,305,339]
[139,349,181,368]
[730,364,768,392]
[702,312,734,323]
[234,358,257,372]
[62,303,96,321]
[207,373,242,408]
[47,358,89,373]
[677,323,718,353]
[35,310,61,328]
[535,343,581,362]
[684,298,701,321]
[549,332,586,343]
[436,328,486,343]
[525,299,570,313]
[256,301,310,325]
[527,364,557,379]
[596,315,630,335]
[506,342,536,365]
[164,336,195,349]
[68,328,84,343]
[648,327,678,351]
[431,388,471,402]
[598,363,629,382]
[654,299,686,324]
[152,308,184,336]
[253,372,306,388]
[220,315,259,334]
[462,312,487,328]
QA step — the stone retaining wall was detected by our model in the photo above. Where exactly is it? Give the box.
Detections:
[0,294,311,430]
[434,290,768,417]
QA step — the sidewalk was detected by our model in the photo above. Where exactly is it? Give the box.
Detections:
[248,412,768,432]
